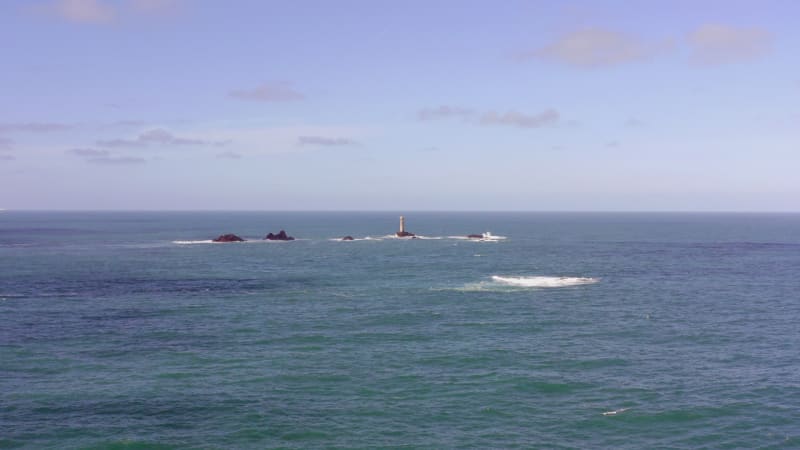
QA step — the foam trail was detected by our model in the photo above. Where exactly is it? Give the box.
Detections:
[602,408,630,416]
[173,240,215,245]
[491,275,598,287]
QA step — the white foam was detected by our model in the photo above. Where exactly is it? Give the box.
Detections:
[602,408,630,416]
[172,240,215,245]
[328,237,377,242]
[382,234,442,240]
[448,233,507,242]
[491,275,598,288]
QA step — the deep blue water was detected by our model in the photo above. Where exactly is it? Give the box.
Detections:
[1,211,799,449]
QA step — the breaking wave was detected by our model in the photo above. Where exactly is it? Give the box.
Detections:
[491,275,598,287]
[173,240,215,245]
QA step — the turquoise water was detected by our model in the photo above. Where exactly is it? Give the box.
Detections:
[2,212,799,448]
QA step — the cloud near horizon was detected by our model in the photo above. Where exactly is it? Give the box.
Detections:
[529,28,670,68]
[216,151,242,159]
[229,82,305,102]
[298,136,357,146]
[418,106,559,129]
[688,24,771,65]
[417,106,473,121]
[67,147,144,164]
[88,156,147,164]
[67,148,110,157]
[480,109,560,128]
[0,122,72,133]
[0,138,13,150]
[97,128,227,148]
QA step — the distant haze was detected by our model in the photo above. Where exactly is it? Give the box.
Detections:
[1,0,798,211]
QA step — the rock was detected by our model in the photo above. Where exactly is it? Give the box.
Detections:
[213,233,245,242]
[341,236,354,241]
[395,231,416,237]
[467,234,483,239]
[264,230,295,241]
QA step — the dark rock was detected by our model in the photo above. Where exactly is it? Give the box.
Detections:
[213,233,245,242]
[395,231,416,237]
[264,230,295,241]
[467,234,483,239]
[341,236,354,241]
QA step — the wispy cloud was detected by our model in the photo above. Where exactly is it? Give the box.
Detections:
[216,151,242,159]
[66,146,144,164]
[527,28,668,68]
[0,137,13,150]
[96,128,227,148]
[35,0,115,24]
[479,109,559,128]
[0,122,72,133]
[417,106,473,121]
[34,0,181,24]
[0,154,16,161]
[67,148,110,156]
[688,24,771,65]
[107,120,147,127]
[625,118,645,128]
[298,136,357,146]
[88,156,147,164]
[229,82,305,102]
[418,106,560,129]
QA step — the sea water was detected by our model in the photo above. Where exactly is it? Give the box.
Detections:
[1,211,799,448]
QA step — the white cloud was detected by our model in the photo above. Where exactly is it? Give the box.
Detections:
[529,28,668,68]
[688,24,771,65]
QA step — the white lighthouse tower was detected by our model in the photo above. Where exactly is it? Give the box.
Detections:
[396,215,415,237]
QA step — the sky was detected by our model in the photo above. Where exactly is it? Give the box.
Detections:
[1,0,798,211]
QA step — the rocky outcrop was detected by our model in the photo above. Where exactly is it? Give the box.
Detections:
[213,233,245,242]
[467,234,483,239]
[395,231,416,238]
[264,230,295,241]
[341,236,354,241]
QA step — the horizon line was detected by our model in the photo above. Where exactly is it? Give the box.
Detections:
[2,209,800,214]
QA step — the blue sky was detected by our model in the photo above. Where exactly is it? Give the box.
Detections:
[1,0,798,211]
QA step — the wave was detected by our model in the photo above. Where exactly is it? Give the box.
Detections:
[173,238,307,245]
[328,237,382,242]
[491,275,598,287]
[381,234,443,240]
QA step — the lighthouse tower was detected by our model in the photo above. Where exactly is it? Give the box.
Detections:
[396,215,415,237]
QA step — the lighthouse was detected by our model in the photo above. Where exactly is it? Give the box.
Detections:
[396,215,416,237]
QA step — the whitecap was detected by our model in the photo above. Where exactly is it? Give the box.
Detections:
[491,275,598,288]
[172,240,215,245]
[602,408,630,416]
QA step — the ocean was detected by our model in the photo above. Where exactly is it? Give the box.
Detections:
[1,211,799,448]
